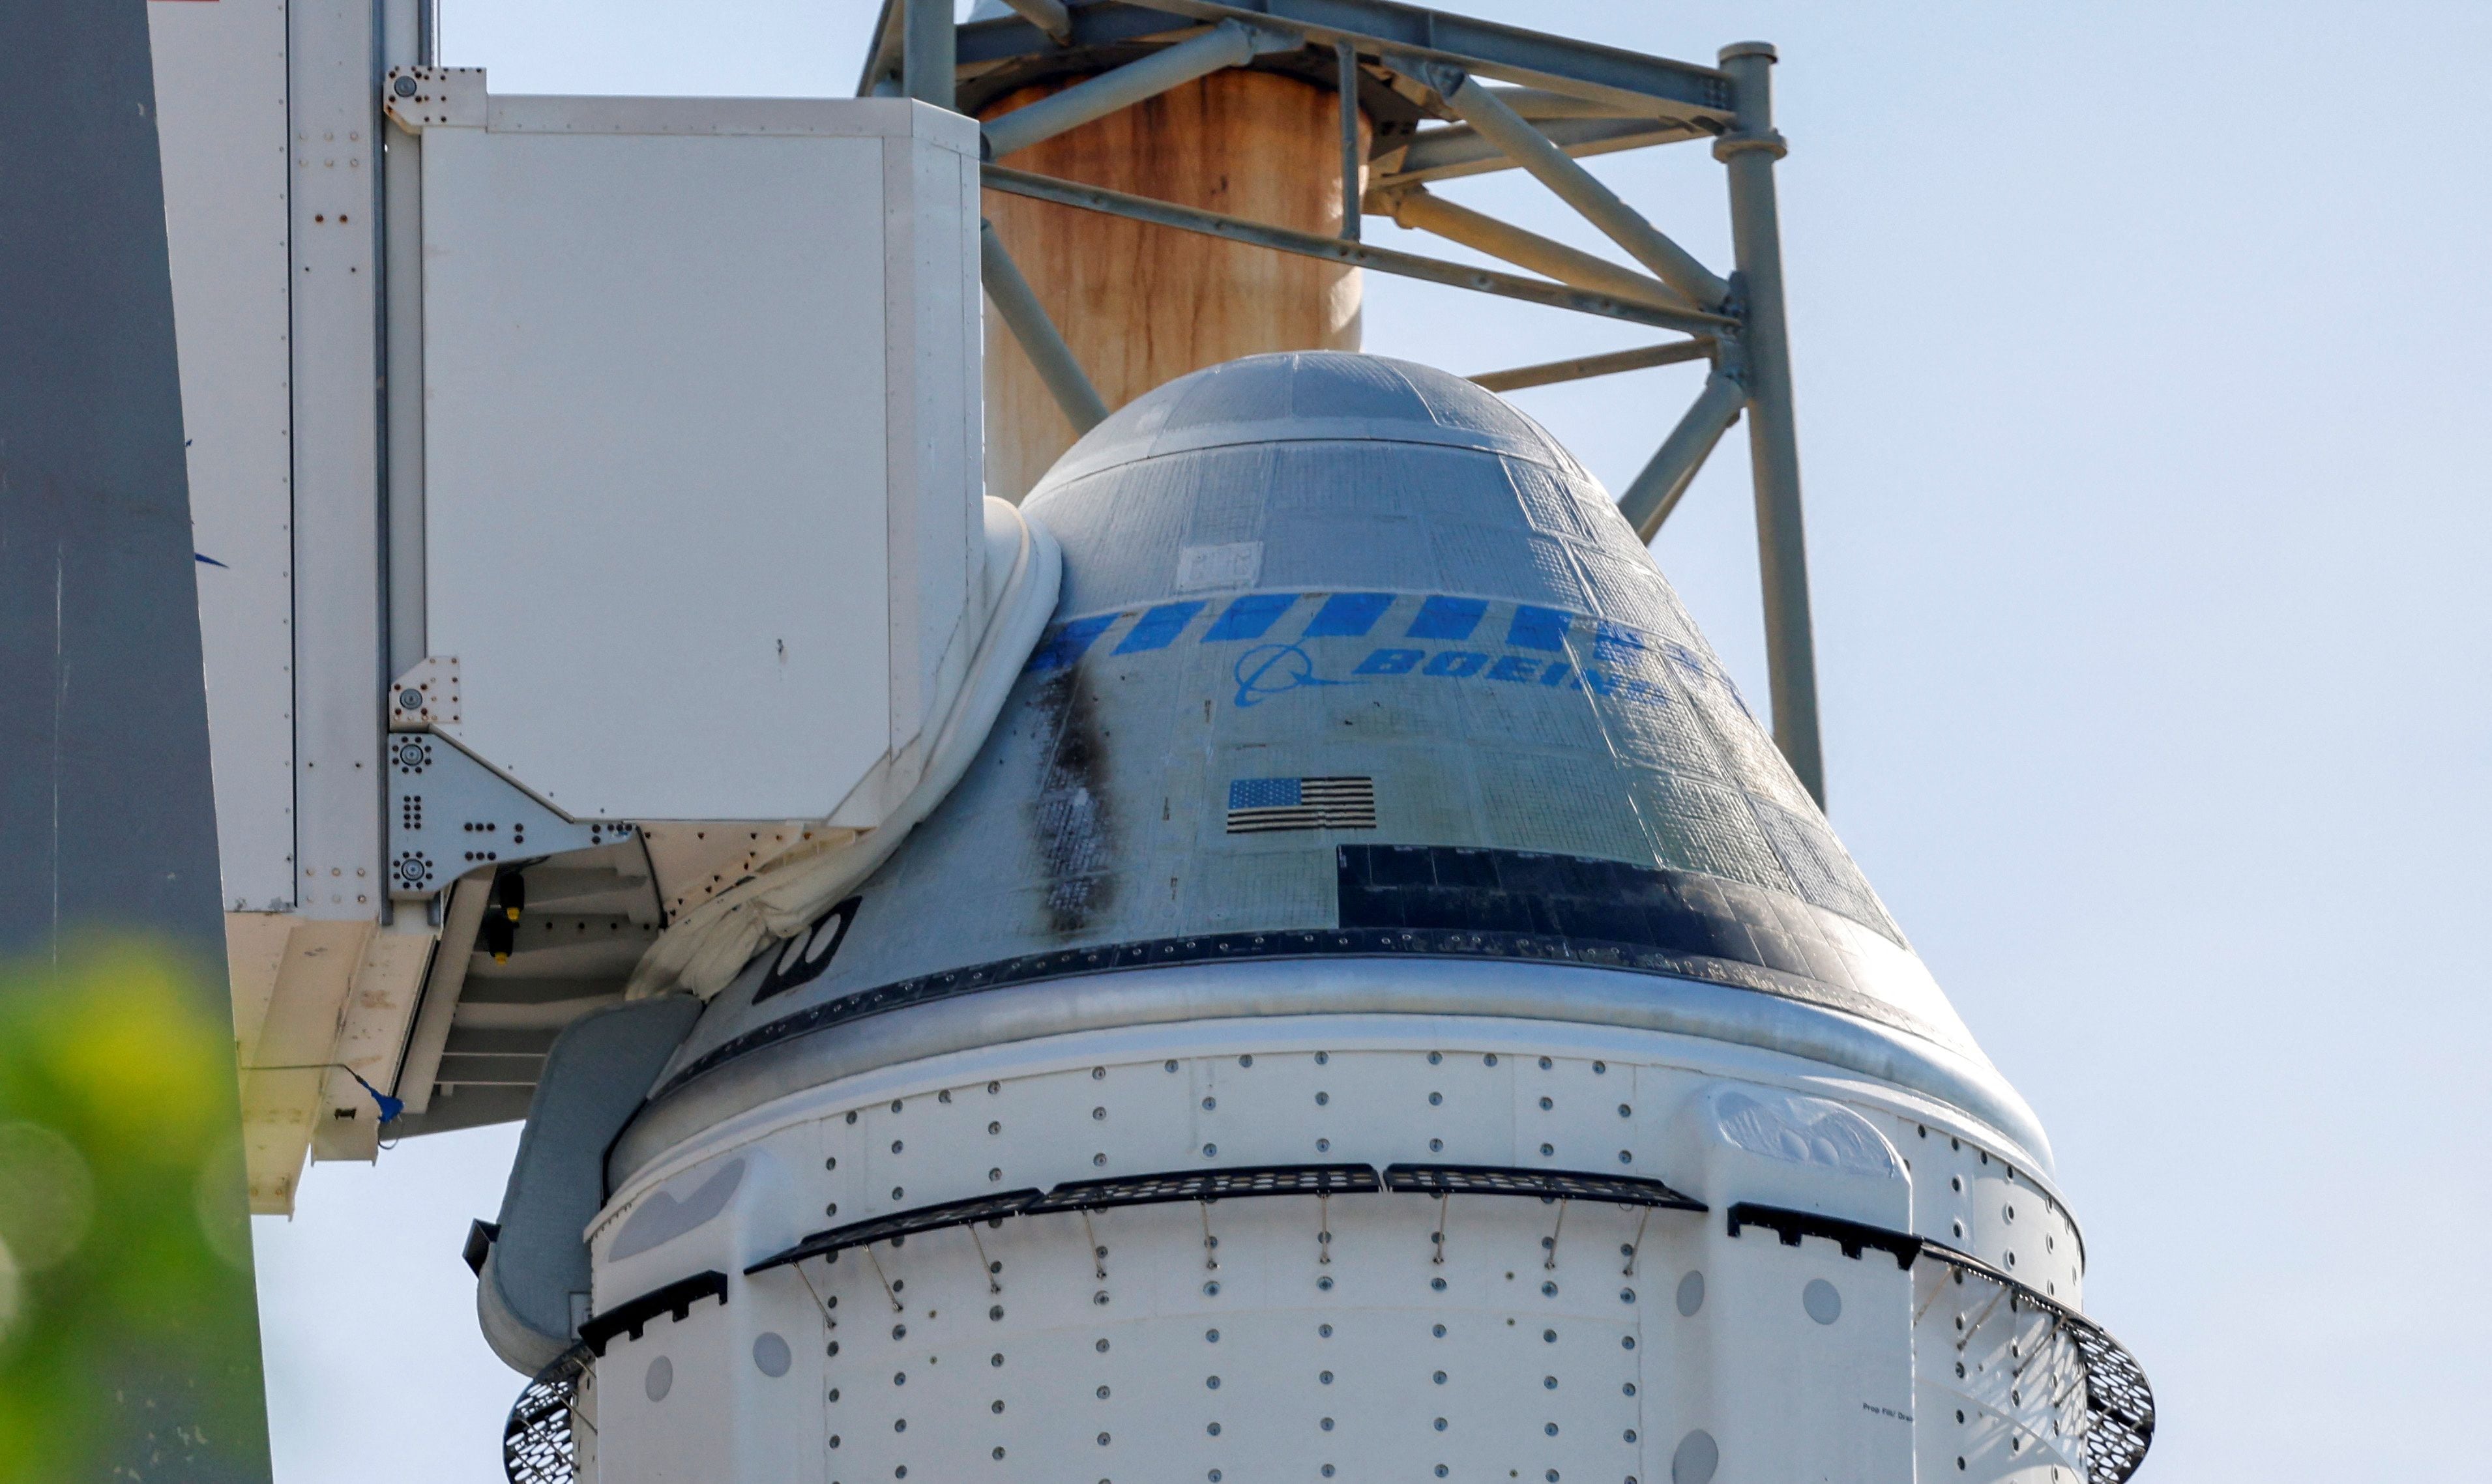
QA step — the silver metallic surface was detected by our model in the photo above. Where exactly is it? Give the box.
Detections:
[613,956,2050,1187]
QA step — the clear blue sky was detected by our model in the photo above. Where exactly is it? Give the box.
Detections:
[250,4,2492,1479]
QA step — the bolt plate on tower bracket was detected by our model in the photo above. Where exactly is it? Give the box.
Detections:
[388,654,461,731]
[385,732,634,898]
[383,65,487,130]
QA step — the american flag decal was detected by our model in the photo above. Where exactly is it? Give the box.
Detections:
[1226,776,1377,834]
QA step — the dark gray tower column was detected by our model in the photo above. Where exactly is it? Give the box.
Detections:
[0,3,273,1477]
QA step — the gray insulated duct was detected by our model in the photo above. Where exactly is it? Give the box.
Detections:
[476,994,703,1373]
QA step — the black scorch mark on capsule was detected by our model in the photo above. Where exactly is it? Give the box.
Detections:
[1031,669,1117,935]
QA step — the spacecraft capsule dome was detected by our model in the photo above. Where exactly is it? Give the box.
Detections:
[624,353,2048,1178]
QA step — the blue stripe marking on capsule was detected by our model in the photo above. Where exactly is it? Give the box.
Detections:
[1406,596,1487,641]
[1025,614,1119,673]
[1593,621,1647,665]
[1203,592,1300,641]
[1112,600,1208,654]
[1506,605,1571,652]
[1302,592,1396,639]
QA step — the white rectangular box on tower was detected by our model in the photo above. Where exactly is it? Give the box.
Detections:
[388,74,985,824]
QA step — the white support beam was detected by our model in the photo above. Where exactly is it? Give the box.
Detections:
[289,0,386,921]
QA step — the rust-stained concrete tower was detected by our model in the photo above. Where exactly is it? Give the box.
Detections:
[977,65,1370,501]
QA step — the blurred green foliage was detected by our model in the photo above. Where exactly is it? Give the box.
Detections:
[0,943,271,1483]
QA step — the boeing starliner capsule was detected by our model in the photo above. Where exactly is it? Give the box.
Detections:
[482,354,2149,1484]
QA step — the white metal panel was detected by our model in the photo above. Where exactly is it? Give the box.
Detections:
[591,1021,2004,1484]
[148,0,297,910]
[383,121,427,678]
[882,128,985,769]
[381,4,430,674]
[289,0,386,920]
[415,96,980,821]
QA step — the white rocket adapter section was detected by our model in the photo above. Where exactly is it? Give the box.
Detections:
[482,356,2151,1484]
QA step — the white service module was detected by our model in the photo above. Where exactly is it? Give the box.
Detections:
[581,1008,2096,1484]
[385,73,984,824]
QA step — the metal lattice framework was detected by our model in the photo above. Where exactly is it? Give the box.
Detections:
[862,0,1832,804]
[1918,1247,2156,1484]
[1729,1202,2155,1484]
[747,1189,1046,1273]
[1383,1161,1705,1209]
[1033,1161,1385,1210]
[743,1159,1682,1275]
[501,1341,593,1484]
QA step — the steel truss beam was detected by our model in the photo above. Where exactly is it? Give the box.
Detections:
[1467,340,1712,395]
[1619,360,1746,541]
[1336,39,1362,241]
[980,164,1733,336]
[1378,185,1692,313]
[982,18,1293,158]
[973,0,1737,117]
[1481,84,1679,121]
[1375,114,1709,190]
[999,0,1074,45]
[1431,68,1729,308]
[980,221,1111,433]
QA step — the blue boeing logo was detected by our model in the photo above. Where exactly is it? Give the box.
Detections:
[1025,589,1739,718]
[1232,643,1353,707]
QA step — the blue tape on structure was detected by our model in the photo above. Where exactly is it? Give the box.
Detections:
[1406,596,1487,641]
[1026,614,1119,672]
[1203,592,1299,641]
[1506,605,1571,652]
[1302,592,1396,638]
[1113,601,1207,654]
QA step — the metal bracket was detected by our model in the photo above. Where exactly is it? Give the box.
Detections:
[383,64,485,130]
[385,732,634,898]
[388,654,460,731]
